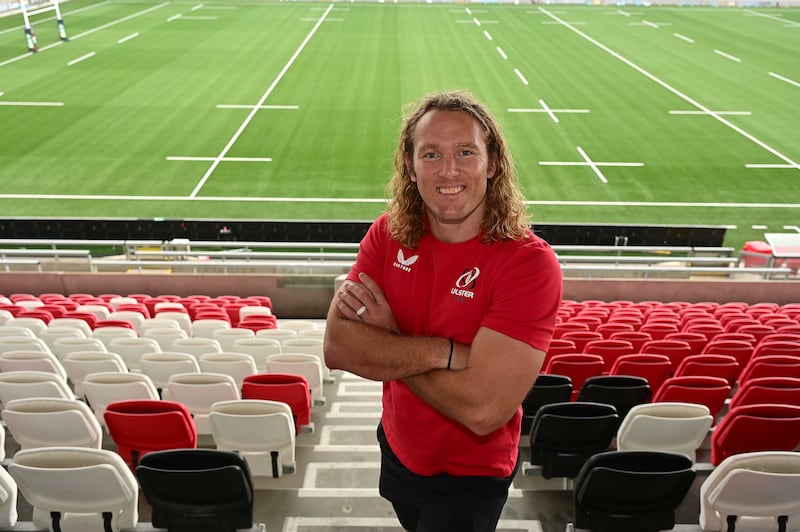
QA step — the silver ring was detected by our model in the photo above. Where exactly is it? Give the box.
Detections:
[356,305,367,316]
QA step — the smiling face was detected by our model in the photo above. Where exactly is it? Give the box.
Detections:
[406,109,495,243]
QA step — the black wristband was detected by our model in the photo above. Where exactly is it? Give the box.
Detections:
[447,338,454,370]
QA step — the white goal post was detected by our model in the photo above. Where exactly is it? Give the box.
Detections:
[19,0,67,52]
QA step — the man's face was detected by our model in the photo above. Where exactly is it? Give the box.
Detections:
[407,109,494,243]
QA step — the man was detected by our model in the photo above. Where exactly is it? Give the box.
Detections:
[324,90,561,531]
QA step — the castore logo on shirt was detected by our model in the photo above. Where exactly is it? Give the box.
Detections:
[451,267,480,300]
[393,249,419,272]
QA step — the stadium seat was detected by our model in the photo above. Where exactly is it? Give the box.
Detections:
[652,375,731,422]
[521,374,573,435]
[571,450,695,532]
[737,354,800,384]
[104,399,197,469]
[198,352,258,390]
[209,399,296,478]
[108,336,162,372]
[0,349,68,382]
[673,354,739,385]
[135,448,254,532]
[62,351,127,396]
[527,402,618,480]
[9,446,138,532]
[615,402,713,462]
[608,353,672,397]
[581,339,636,372]
[232,337,283,370]
[640,339,693,368]
[700,451,800,532]
[211,327,256,352]
[139,352,201,390]
[727,376,800,410]
[560,331,604,353]
[82,372,160,427]
[241,373,313,434]
[711,403,800,465]
[575,375,650,425]
[163,372,240,434]
[2,397,103,450]
[265,353,325,405]
[543,354,605,401]
[0,370,75,405]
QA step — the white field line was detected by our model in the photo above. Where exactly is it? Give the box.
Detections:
[714,49,741,62]
[673,33,694,43]
[745,9,800,27]
[67,52,95,66]
[577,147,608,183]
[538,99,559,123]
[769,71,800,88]
[514,68,529,85]
[670,110,751,116]
[188,3,335,198]
[0,193,796,209]
[484,30,492,41]
[537,7,800,172]
[0,101,64,106]
[117,32,139,44]
[216,104,299,110]
[497,47,508,60]
[641,20,659,29]
[167,156,271,162]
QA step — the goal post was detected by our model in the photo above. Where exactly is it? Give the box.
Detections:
[19,0,67,53]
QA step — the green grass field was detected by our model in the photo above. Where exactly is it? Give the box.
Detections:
[0,0,798,251]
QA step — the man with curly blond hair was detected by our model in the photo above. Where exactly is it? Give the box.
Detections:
[325,90,562,532]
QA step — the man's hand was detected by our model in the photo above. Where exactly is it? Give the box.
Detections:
[335,272,400,334]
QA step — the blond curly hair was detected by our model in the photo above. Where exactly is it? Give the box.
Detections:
[386,90,530,249]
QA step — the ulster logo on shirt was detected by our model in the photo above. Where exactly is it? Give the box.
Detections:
[451,267,480,300]
[393,249,419,272]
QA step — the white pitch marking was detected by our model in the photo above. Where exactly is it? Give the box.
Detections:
[769,71,800,88]
[537,8,800,171]
[642,19,659,28]
[746,163,797,169]
[508,107,589,117]
[190,3,336,198]
[484,30,492,41]
[167,156,272,162]
[538,99,559,123]
[745,9,800,27]
[191,3,203,10]
[752,225,768,230]
[578,146,608,183]
[117,32,139,44]
[466,7,472,15]
[216,104,299,110]
[673,33,694,43]
[497,47,508,60]
[0,101,64,106]
[514,68,529,85]
[784,225,800,232]
[0,92,3,97]
[167,13,181,21]
[714,49,741,62]
[67,52,95,66]
[669,110,751,115]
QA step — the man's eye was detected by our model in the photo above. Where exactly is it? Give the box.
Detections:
[422,152,438,159]
[459,150,474,156]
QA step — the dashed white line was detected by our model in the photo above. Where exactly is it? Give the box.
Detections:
[117,32,139,44]
[714,49,741,62]
[769,71,800,88]
[67,52,95,66]
[673,33,694,43]
[0,101,64,106]
[538,99,559,123]
[496,47,508,60]
[483,30,492,41]
[642,20,659,28]
[514,68,528,85]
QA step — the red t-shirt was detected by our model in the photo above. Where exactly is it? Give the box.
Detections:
[349,213,562,477]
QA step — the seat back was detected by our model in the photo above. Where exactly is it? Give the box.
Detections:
[608,354,672,396]
[170,338,223,360]
[209,399,296,477]
[0,350,68,382]
[139,352,201,389]
[135,448,253,532]
[573,450,696,532]
[576,375,650,424]
[9,446,138,531]
[82,372,160,426]
[211,327,255,352]
[728,376,800,410]
[652,375,731,421]
[266,353,324,404]
[615,402,713,462]
[232,337,283,369]
[164,373,240,434]
[241,373,311,433]
[582,339,636,372]
[711,404,800,465]
[108,336,162,372]
[521,374,573,435]
[198,352,258,389]
[62,351,128,396]
[738,354,800,384]
[104,399,197,469]
[0,370,74,405]
[673,354,739,385]
[700,451,800,532]
[542,354,605,401]
[2,397,103,450]
[529,402,619,479]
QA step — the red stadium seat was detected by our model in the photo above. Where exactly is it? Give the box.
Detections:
[608,331,653,353]
[738,354,800,384]
[641,339,693,368]
[728,376,800,410]
[582,339,636,372]
[652,376,731,422]
[609,354,672,397]
[673,354,739,386]
[750,340,800,360]
[711,404,800,465]
[560,331,604,353]
[542,354,605,401]
[104,399,197,469]
[242,373,312,434]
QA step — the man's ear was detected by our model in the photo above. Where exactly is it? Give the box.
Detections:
[405,155,417,182]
